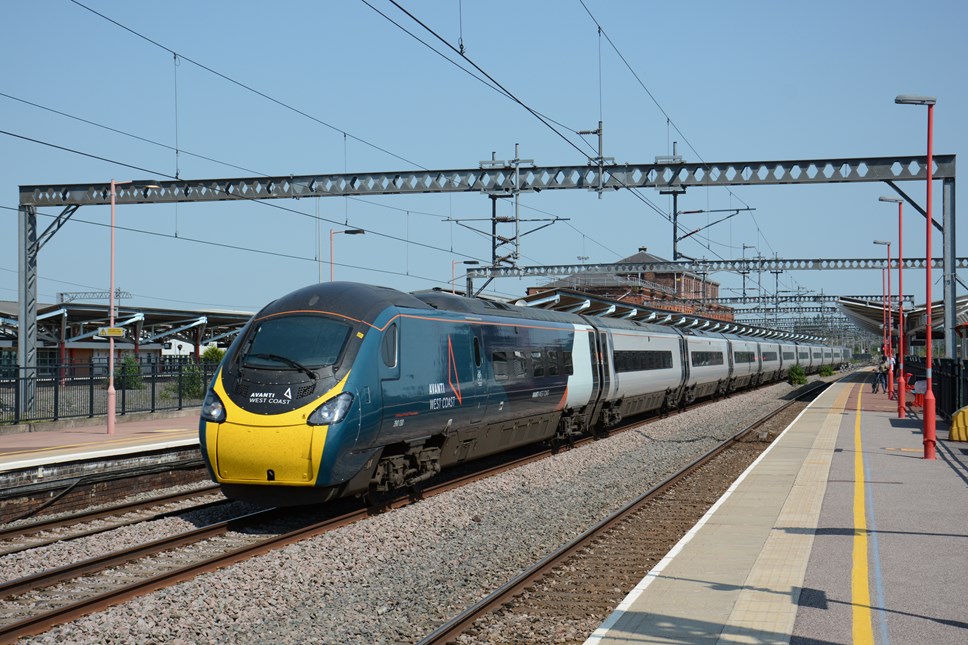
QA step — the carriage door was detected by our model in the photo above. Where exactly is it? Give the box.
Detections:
[468,328,488,424]
[378,321,402,438]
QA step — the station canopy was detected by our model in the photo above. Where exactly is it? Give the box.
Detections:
[513,288,821,341]
[0,300,252,349]
[836,295,968,340]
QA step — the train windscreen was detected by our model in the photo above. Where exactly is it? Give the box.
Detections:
[242,315,351,369]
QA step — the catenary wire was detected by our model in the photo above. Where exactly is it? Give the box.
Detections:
[0,130,486,263]
[577,1,797,280]
[381,0,595,161]
[0,113,628,279]
[0,204,520,302]
[373,1,727,259]
[358,0,592,148]
[2,91,621,260]
[62,1,766,281]
[48,4,677,266]
[67,0,428,171]
[0,91,266,177]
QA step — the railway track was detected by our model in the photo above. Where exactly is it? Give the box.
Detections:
[0,484,223,556]
[418,380,830,644]
[0,379,827,642]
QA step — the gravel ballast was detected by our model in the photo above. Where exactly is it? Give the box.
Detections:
[18,380,814,644]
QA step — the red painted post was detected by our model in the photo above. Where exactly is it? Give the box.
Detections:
[896,94,937,458]
[923,102,936,459]
[897,201,906,418]
[886,242,894,398]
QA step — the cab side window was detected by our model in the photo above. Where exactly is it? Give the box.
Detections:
[381,323,398,368]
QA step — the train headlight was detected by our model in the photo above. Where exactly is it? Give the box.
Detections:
[201,390,226,423]
[308,392,354,426]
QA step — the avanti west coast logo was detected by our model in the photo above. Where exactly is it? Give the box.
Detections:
[249,387,293,405]
[429,337,463,411]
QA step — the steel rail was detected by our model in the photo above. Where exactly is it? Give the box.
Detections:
[0,507,286,599]
[416,380,831,645]
[0,501,227,558]
[0,484,220,542]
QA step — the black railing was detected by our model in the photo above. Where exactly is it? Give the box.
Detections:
[903,356,967,419]
[0,362,219,425]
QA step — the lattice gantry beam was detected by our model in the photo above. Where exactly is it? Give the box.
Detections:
[471,257,968,279]
[19,154,956,207]
[734,306,841,315]
[666,294,913,305]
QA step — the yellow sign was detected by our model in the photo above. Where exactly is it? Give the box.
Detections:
[98,327,125,337]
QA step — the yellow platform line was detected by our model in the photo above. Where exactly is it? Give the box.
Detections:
[852,386,874,643]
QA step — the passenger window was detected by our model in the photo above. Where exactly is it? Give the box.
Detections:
[473,337,482,367]
[493,351,509,381]
[381,323,397,368]
[563,351,574,375]
[531,350,545,378]
[512,351,528,379]
[547,350,559,376]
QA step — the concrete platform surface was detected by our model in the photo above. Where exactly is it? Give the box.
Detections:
[586,372,967,645]
[0,414,199,472]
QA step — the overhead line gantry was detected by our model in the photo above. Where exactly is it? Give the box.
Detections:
[16,153,958,415]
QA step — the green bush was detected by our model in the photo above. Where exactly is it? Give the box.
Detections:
[819,364,834,377]
[788,364,807,386]
[114,355,143,390]
[201,346,225,364]
[162,361,207,400]
[180,362,206,399]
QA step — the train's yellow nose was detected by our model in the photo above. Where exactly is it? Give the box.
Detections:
[215,421,326,483]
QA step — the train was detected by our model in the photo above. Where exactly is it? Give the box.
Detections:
[199,282,847,505]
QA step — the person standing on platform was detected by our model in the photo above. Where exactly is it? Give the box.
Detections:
[876,356,889,394]
[887,354,897,399]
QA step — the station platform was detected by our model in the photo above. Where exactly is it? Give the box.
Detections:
[0,413,200,473]
[0,412,203,522]
[586,372,968,645]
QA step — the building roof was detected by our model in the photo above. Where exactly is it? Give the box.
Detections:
[534,250,719,292]
[0,300,252,347]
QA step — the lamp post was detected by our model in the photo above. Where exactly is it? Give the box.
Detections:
[451,260,480,294]
[107,179,120,435]
[107,180,159,435]
[881,196,906,418]
[329,228,365,281]
[873,240,894,398]
[896,93,936,460]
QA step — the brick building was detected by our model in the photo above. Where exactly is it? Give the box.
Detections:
[526,250,734,322]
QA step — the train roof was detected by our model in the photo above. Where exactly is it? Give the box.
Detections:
[414,290,591,325]
[257,284,844,350]
[416,290,686,335]
[256,282,431,323]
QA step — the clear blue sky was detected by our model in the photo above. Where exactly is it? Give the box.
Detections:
[2,0,964,313]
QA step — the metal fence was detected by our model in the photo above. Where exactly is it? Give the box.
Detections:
[0,362,219,425]
[904,356,967,419]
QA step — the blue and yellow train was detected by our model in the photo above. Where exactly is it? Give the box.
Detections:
[199,282,845,505]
